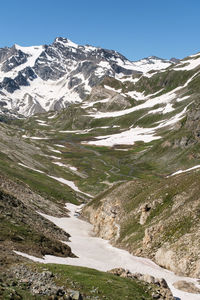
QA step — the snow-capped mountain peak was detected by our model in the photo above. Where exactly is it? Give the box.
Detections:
[54,37,79,49]
[0,37,177,117]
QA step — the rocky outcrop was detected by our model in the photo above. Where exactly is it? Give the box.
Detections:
[83,174,200,278]
[83,194,122,242]
[1,47,28,72]
[7,264,84,299]
[173,281,200,294]
[108,268,174,300]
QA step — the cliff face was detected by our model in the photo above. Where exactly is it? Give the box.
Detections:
[83,174,200,278]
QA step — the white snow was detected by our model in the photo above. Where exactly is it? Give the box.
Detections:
[73,73,91,93]
[148,107,164,114]
[55,38,78,49]
[98,61,111,68]
[95,67,107,77]
[48,114,57,119]
[81,98,110,109]
[168,165,200,177]
[5,74,82,116]
[53,161,77,171]
[119,76,141,84]
[176,95,190,103]
[18,163,44,174]
[87,89,177,119]
[104,85,121,92]
[18,163,91,197]
[55,144,65,148]
[112,56,172,74]
[88,72,197,120]
[189,52,200,58]
[59,128,92,134]
[84,106,188,146]
[0,45,44,81]
[84,126,160,146]
[125,90,145,100]
[174,55,200,71]
[38,123,49,127]
[95,61,112,77]
[84,45,98,52]
[48,176,92,197]
[43,155,62,160]
[14,203,200,300]
[22,135,49,140]
[49,148,62,154]
[36,119,49,126]
[36,119,46,124]
[162,103,174,114]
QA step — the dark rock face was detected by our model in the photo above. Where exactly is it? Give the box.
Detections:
[0,47,11,63]
[1,49,28,72]
[0,77,20,93]
[68,77,82,89]
[0,37,143,92]
[170,57,180,63]
[14,72,30,87]
[21,67,37,81]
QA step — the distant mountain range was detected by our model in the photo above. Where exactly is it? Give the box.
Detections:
[0,37,177,117]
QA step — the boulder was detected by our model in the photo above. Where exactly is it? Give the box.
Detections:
[173,280,200,294]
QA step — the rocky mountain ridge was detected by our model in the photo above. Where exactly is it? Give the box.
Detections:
[0,37,174,116]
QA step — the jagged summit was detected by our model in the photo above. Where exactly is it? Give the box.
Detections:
[53,37,79,48]
[0,37,175,117]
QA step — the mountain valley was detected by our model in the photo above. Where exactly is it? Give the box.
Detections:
[0,38,200,299]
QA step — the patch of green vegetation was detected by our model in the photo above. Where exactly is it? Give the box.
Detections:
[162,216,193,243]
[134,69,195,95]
[0,215,55,253]
[188,73,200,93]
[88,183,121,209]
[101,76,124,91]
[0,156,78,205]
[146,192,174,224]
[119,216,144,245]
[0,282,45,300]
[34,264,154,300]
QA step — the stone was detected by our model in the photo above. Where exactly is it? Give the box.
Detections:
[159,278,168,289]
[142,274,155,284]
[56,288,65,296]
[108,268,174,299]
[173,280,200,294]
[70,291,83,300]
[152,293,160,299]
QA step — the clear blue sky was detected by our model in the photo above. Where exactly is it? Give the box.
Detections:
[0,0,199,61]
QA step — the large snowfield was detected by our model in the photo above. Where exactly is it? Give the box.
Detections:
[15,203,200,300]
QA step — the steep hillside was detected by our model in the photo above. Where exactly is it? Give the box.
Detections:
[83,169,200,278]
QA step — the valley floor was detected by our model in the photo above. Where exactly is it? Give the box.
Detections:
[15,203,200,300]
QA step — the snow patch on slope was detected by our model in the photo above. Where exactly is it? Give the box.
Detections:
[14,203,200,300]
[168,165,200,177]
[0,45,44,81]
[85,106,188,146]
[174,55,200,71]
